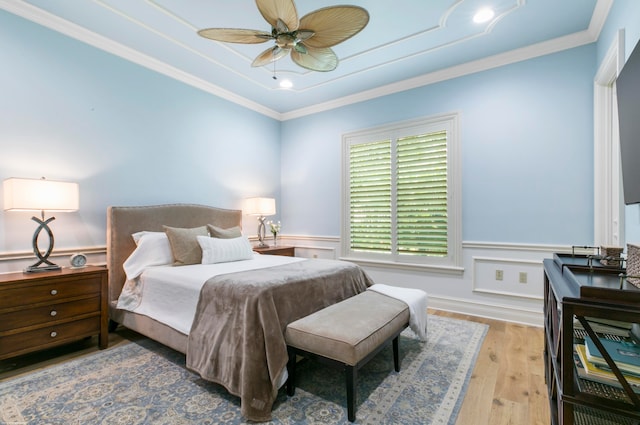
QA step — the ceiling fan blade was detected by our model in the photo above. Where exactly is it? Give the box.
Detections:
[256,0,299,32]
[291,46,338,72]
[299,6,369,48]
[252,46,290,67]
[198,28,272,44]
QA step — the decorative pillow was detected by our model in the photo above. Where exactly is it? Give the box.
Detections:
[163,225,209,266]
[123,231,173,280]
[198,235,254,264]
[207,224,242,239]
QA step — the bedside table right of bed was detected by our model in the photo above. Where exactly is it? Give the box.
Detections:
[253,245,295,257]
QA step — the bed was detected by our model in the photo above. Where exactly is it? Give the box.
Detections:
[106,204,372,421]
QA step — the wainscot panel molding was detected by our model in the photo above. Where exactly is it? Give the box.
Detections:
[0,247,106,275]
[283,236,580,327]
[342,258,465,275]
[472,256,544,300]
[462,241,583,253]
[427,295,543,328]
[0,237,575,326]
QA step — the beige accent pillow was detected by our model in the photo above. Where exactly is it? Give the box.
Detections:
[207,224,242,239]
[163,225,209,265]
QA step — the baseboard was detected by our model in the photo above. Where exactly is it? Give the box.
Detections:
[428,295,544,328]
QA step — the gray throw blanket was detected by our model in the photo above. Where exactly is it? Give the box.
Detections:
[186,259,373,422]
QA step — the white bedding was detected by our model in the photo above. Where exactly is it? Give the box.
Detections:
[116,253,305,334]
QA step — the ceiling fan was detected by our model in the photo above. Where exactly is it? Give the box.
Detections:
[197,0,369,72]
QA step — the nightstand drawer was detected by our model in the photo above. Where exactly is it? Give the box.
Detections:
[253,246,295,257]
[0,296,101,332]
[0,316,100,359]
[0,276,102,310]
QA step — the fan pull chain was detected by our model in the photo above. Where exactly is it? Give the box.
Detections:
[272,55,277,80]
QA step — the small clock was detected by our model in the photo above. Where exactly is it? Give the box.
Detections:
[70,253,87,268]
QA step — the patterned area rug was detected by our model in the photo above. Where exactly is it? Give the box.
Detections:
[0,315,487,425]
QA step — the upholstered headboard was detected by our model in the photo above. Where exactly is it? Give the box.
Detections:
[106,204,242,315]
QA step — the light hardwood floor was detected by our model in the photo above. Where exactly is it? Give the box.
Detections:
[430,310,550,425]
[1,310,549,424]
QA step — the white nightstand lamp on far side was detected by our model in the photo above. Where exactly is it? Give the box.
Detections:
[243,197,276,248]
[3,177,79,273]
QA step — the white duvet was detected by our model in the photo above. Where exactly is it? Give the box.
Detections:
[116,253,304,334]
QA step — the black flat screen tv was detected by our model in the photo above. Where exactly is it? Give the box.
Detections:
[617,38,640,205]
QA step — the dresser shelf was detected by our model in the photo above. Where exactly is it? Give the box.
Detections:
[544,257,640,425]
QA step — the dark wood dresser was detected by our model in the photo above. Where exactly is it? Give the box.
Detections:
[543,254,640,425]
[0,266,108,360]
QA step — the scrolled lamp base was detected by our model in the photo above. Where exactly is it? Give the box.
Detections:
[257,216,269,248]
[25,212,61,273]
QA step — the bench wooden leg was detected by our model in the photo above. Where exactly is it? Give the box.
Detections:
[393,335,400,372]
[346,365,357,422]
[286,346,296,396]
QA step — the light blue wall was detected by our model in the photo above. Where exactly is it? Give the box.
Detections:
[6,2,638,256]
[0,10,281,253]
[281,46,596,245]
[597,0,640,244]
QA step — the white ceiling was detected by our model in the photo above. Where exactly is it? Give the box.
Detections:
[1,0,611,120]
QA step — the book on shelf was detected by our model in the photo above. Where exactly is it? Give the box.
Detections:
[585,336,640,376]
[585,318,633,330]
[575,344,640,392]
[574,317,632,338]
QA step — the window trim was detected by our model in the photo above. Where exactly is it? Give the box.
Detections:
[341,112,462,270]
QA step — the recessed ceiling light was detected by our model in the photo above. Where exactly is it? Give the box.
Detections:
[473,7,495,23]
[279,79,293,89]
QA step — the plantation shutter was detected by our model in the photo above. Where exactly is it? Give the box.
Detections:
[343,113,460,267]
[396,131,448,257]
[349,140,392,253]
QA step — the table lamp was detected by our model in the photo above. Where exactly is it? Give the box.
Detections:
[3,177,79,273]
[243,197,275,248]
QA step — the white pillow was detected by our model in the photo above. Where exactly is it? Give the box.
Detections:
[197,235,254,264]
[123,231,173,280]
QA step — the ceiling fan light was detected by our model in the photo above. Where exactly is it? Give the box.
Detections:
[473,8,495,23]
[279,79,293,88]
[294,42,307,54]
[276,33,296,48]
[275,18,289,33]
[296,30,315,41]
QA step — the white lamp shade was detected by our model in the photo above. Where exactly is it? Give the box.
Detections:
[3,177,79,212]
[243,197,276,216]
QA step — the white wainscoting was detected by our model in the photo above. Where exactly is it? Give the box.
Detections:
[282,236,577,327]
[472,256,544,300]
[0,236,578,327]
[0,247,106,274]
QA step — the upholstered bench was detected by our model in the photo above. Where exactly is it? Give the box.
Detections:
[285,290,410,422]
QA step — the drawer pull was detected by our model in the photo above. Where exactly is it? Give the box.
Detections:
[50,310,57,317]
[50,289,58,295]
[50,331,57,338]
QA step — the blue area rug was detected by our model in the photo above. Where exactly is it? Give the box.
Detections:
[0,315,487,424]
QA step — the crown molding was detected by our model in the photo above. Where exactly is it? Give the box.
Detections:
[281,29,596,120]
[2,0,610,122]
[0,0,283,121]
[588,0,614,40]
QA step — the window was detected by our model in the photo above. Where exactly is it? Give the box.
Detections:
[342,113,461,269]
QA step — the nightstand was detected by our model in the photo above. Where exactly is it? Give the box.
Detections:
[0,265,108,360]
[253,245,295,257]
